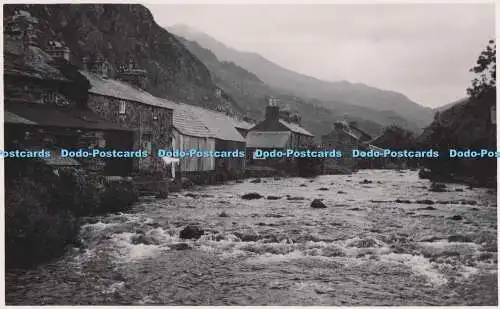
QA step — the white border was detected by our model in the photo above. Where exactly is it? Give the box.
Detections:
[0,1,498,309]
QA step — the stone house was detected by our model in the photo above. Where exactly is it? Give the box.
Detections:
[321,121,382,174]
[80,61,174,176]
[3,25,132,176]
[245,98,315,171]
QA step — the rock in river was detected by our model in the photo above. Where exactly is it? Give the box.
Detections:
[242,193,263,200]
[250,178,262,183]
[267,195,282,200]
[179,225,205,240]
[311,199,327,209]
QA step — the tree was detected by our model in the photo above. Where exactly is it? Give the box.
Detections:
[467,40,496,99]
[373,125,417,150]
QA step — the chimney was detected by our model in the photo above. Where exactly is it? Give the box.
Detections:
[279,110,291,122]
[334,121,345,130]
[290,113,301,125]
[265,96,279,122]
[116,59,148,89]
[82,54,111,78]
[46,40,70,61]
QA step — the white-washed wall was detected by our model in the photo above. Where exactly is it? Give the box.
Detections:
[173,130,215,172]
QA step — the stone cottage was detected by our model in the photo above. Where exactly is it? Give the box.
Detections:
[3,17,132,176]
[80,59,174,176]
[245,97,315,172]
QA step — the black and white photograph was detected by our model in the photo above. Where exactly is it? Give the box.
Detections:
[2,1,498,306]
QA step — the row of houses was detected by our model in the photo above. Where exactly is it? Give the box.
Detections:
[4,15,382,185]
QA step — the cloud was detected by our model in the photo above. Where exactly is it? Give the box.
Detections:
[146,3,495,107]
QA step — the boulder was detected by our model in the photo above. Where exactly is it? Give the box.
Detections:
[300,184,307,187]
[447,234,472,243]
[242,193,263,200]
[449,215,464,221]
[131,233,160,245]
[287,196,305,201]
[360,179,373,184]
[419,206,436,210]
[250,178,262,183]
[318,187,329,191]
[416,199,435,205]
[234,231,260,242]
[310,199,327,208]
[429,183,447,192]
[181,177,194,188]
[267,195,282,200]
[179,225,204,240]
[169,243,192,250]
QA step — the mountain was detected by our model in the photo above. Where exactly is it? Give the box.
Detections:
[177,36,426,139]
[433,97,468,113]
[3,4,241,114]
[168,24,435,130]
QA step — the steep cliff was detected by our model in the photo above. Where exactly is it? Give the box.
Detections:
[3,4,236,113]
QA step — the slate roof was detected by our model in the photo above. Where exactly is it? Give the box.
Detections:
[367,144,385,152]
[4,111,37,125]
[233,118,254,130]
[279,119,314,136]
[187,105,246,142]
[5,101,133,132]
[81,71,173,110]
[246,131,291,148]
[83,73,247,141]
[163,100,212,138]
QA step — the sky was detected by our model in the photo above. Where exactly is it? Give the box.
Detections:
[145,3,495,108]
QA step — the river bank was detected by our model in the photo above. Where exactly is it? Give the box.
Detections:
[5,170,497,305]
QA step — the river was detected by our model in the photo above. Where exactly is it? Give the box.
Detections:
[5,170,498,305]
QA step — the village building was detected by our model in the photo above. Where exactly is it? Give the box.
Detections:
[80,61,174,177]
[3,15,132,175]
[245,98,315,173]
[160,100,216,182]
[184,104,248,180]
[321,121,384,173]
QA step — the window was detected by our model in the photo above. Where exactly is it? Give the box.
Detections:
[41,91,57,104]
[119,100,127,114]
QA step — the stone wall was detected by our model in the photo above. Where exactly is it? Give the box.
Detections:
[87,93,173,175]
[321,129,359,173]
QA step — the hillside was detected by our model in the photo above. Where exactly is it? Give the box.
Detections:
[176,36,389,138]
[177,35,425,138]
[3,4,241,114]
[433,97,468,113]
[168,24,435,130]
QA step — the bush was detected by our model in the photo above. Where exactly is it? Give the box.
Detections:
[98,179,138,213]
[5,177,79,268]
[5,161,139,269]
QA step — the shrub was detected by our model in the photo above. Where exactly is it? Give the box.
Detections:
[5,177,79,268]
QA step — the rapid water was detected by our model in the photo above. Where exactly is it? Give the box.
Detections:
[5,170,498,305]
